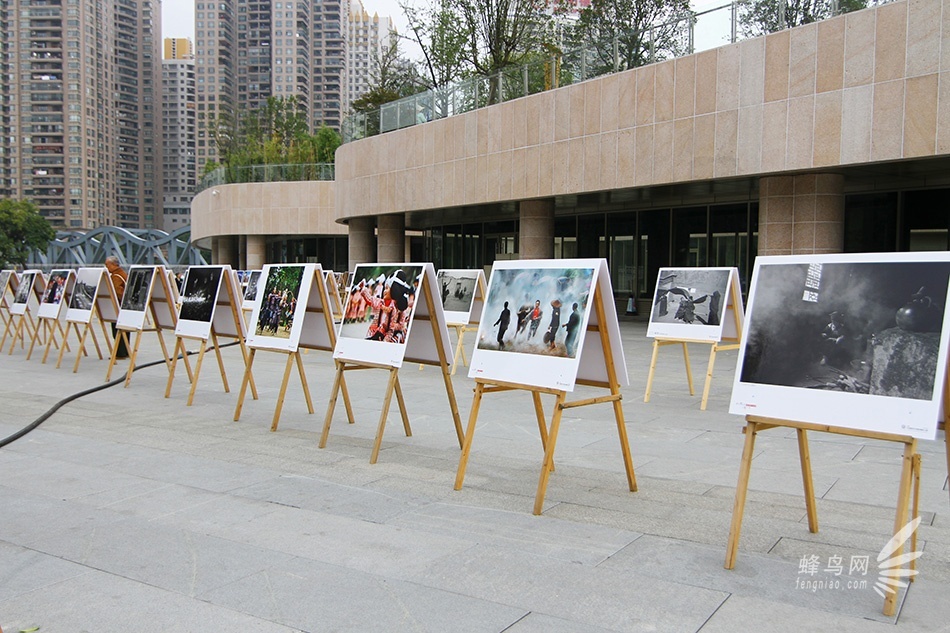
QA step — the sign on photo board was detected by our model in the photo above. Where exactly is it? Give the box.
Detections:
[175,265,226,340]
[334,263,430,368]
[246,263,315,352]
[11,270,43,316]
[37,269,74,320]
[116,265,175,331]
[730,252,950,440]
[437,269,485,326]
[242,270,262,310]
[646,267,744,342]
[66,268,106,323]
[468,259,626,391]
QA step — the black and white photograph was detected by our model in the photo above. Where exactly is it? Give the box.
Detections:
[646,267,738,342]
[13,271,35,306]
[731,252,950,440]
[243,270,262,303]
[178,266,223,324]
[66,268,101,316]
[476,266,594,359]
[0,270,12,297]
[438,270,477,312]
[121,267,154,313]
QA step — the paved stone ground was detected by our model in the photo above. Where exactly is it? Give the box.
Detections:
[0,316,948,632]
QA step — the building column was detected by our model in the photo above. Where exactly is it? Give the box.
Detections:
[519,199,555,260]
[238,235,247,270]
[758,174,845,256]
[246,235,266,269]
[348,216,376,271]
[216,236,237,268]
[377,213,406,263]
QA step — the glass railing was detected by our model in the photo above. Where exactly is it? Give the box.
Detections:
[341,0,877,143]
[196,162,335,193]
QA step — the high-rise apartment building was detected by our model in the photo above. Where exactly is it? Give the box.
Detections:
[346,1,392,108]
[162,38,196,232]
[194,0,347,172]
[0,0,162,230]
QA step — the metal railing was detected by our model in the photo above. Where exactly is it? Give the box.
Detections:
[197,162,335,194]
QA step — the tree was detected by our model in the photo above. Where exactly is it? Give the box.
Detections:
[739,0,869,38]
[402,0,470,92]
[0,199,55,268]
[569,0,692,77]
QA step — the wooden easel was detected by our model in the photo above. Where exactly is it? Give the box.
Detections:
[166,266,258,406]
[450,324,478,375]
[234,265,350,431]
[319,264,464,464]
[454,267,637,515]
[59,268,118,372]
[0,271,17,338]
[6,272,43,355]
[105,266,183,386]
[724,415,924,616]
[644,271,744,410]
[27,316,69,363]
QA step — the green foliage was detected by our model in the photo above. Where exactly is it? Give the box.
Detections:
[738,0,868,37]
[261,265,304,297]
[0,198,55,268]
[568,0,692,76]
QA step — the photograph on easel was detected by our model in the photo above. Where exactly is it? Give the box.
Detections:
[67,268,101,315]
[437,269,478,314]
[253,265,306,340]
[13,271,35,306]
[179,266,223,324]
[731,252,950,439]
[647,268,732,338]
[42,270,70,306]
[339,265,423,345]
[0,270,11,295]
[476,266,594,359]
[121,267,154,312]
[243,270,262,304]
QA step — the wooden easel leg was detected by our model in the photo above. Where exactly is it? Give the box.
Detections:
[440,365,464,447]
[211,332,229,393]
[233,348,256,421]
[186,340,208,406]
[340,373,356,423]
[612,388,637,492]
[105,328,121,381]
[700,344,718,411]
[533,392,567,515]
[164,338,184,398]
[910,453,922,579]
[25,320,42,360]
[454,382,485,490]
[370,368,400,464]
[238,341,258,400]
[124,331,143,387]
[532,391,554,472]
[883,440,918,616]
[644,339,660,402]
[318,361,346,447]
[393,374,412,438]
[71,324,91,372]
[55,323,74,369]
[797,428,819,533]
[41,322,58,364]
[682,342,695,396]
[452,326,464,376]
[294,350,315,414]
[725,421,760,569]
[271,352,297,432]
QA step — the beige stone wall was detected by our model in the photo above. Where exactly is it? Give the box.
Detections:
[335,0,947,221]
[191,180,343,242]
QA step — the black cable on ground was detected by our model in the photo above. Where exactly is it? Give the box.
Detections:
[0,340,240,449]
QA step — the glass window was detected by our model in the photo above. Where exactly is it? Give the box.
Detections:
[844,193,898,253]
[672,206,707,267]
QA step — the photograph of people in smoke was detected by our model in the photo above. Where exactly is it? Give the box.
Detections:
[478,267,594,359]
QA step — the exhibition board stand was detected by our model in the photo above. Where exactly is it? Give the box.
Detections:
[436,268,487,375]
[106,265,182,386]
[58,267,117,372]
[0,270,18,336]
[166,265,257,406]
[324,270,345,321]
[725,252,950,617]
[240,270,262,327]
[320,263,464,464]
[32,269,75,364]
[234,263,350,431]
[643,267,744,410]
[454,259,637,515]
[6,270,44,355]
